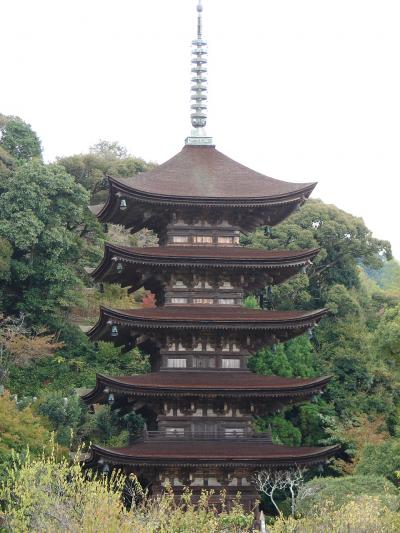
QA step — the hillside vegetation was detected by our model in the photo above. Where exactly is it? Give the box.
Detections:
[0,113,399,530]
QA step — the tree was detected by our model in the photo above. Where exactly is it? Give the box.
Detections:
[0,161,92,324]
[373,304,400,368]
[253,468,308,517]
[0,145,16,178]
[0,114,42,161]
[57,140,155,203]
[294,475,400,516]
[0,313,63,387]
[0,391,51,469]
[35,391,86,447]
[355,439,400,482]
[242,199,391,309]
[0,237,12,282]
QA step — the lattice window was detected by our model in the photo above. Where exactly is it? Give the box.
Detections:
[165,427,185,436]
[193,357,216,368]
[173,280,187,288]
[171,297,188,304]
[224,428,244,436]
[172,235,189,243]
[222,359,240,369]
[218,236,234,244]
[193,298,213,304]
[193,235,213,244]
[218,298,235,305]
[167,358,187,368]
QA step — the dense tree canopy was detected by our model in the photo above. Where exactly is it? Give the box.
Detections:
[0,161,91,324]
[57,140,155,203]
[245,200,398,456]
[0,114,42,161]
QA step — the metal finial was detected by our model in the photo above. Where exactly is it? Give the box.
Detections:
[185,0,213,145]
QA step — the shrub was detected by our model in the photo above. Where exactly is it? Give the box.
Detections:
[270,496,400,533]
[356,439,400,482]
[0,391,52,469]
[0,451,255,532]
[295,475,399,516]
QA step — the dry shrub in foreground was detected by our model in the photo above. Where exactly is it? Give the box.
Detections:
[0,450,254,532]
[269,496,400,533]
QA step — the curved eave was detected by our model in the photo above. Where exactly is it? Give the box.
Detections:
[82,373,332,405]
[85,442,340,468]
[95,177,316,225]
[91,244,320,283]
[87,306,328,342]
[109,175,316,206]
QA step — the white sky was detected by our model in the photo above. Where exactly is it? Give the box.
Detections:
[1,0,399,257]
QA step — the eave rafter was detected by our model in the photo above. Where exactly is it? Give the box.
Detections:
[87,306,327,350]
[82,373,332,406]
[85,442,340,469]
[91,243,320,290]
[92,174,314,233]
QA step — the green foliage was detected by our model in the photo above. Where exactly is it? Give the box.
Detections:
[0,237,12,283]
[35,391,86,447]
[366,259,400,293]
[243,199,391,307]
[356,439,400,482]
[244,200,398,455]
[256,415,302,446]
[0,114,42,161]
[249,337,316,378]
[296,475,399,516]
[57,139,155,203]
[243,294,260,309]
[373,304,400,367]
[0,145,16,178]
[0,161,92,323]
[0,391,51,468]
[9,327,150,397]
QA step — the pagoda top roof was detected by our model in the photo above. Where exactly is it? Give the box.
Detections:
[87,441,339,468]
[110,146,316,200]
[94,146,316,220]
[82,372,331,403]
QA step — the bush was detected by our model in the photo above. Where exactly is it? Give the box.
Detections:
[355,439,400,482]
[295,475,399,516]
[270,496,400,533]
[0,391,52,469]
[0,451,254,532]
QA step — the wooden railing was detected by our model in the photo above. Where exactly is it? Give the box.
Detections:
[137,429,273,443]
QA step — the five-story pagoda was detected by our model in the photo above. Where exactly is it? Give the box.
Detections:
[83,0,338,510]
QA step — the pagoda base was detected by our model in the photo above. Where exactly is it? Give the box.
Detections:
[85,439,339,512]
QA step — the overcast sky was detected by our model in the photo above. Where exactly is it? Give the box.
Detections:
[2,0,399,257]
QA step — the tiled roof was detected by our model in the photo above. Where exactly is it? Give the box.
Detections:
[111,145,315,200]
[88,441,339,466]
[82,372,331,403]
[97,372,330,390]
[103,306,327,323]
[105,244,319,261]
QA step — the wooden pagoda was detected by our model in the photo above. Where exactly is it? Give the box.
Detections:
[83,0,338,511]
